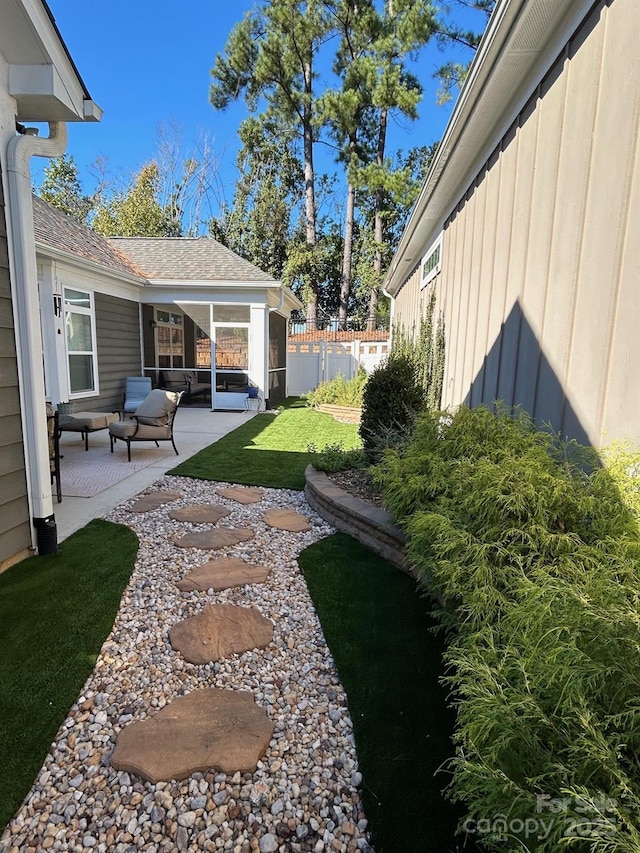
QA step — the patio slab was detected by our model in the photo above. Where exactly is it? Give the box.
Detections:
[110,688,274,782]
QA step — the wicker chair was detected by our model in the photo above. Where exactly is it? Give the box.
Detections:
[108,389,183,461]
[46,403,61,502]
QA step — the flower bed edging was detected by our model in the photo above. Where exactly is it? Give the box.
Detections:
[304,465,410,574]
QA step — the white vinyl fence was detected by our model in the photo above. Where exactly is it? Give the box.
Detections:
[287,339,389,396]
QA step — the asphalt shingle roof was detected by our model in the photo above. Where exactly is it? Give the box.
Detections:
[32,195,143,278]
[32,197,279,285]
[109,237,279,284]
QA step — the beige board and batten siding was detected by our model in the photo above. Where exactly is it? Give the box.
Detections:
[0,182,31,568]
[393,0,640,447]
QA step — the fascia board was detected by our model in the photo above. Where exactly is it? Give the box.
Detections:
[35,242,146,289]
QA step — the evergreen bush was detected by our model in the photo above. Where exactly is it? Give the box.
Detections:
[374,405,640,851]
[359,353,425,462]
[304,368,368,409]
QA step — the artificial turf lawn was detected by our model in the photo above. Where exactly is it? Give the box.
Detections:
[0,519,138,831]
[170,398,360,490]
[298,533,475,853]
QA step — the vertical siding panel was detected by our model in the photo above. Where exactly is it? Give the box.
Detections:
[454,191,478,404]
[564,0,639,444]
[516,56,567,423]
[592,0,640,444]
[464,170,488,406]
[483,123,518,405]
[471,149,501,406]
[496,97,540,408]
[440,215,459,407]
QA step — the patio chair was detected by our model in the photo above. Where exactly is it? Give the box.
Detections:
[46,403,61,502]
[122,376,152,417]
[108,389,183,461]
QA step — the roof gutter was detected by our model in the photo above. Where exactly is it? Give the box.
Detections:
[6,121,68,555]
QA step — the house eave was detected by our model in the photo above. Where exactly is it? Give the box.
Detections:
[383,0,595,298]
[35,242,146,288]
[3,0,101,123]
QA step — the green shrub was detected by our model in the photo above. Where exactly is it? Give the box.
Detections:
[373,405,640,851]
[307,441,367,473]
[359,354,425,462]
[304,368,368,409]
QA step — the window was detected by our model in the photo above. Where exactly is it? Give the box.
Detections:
[421,237,442,288]
[156,308,184,368]
[64,287,98,395]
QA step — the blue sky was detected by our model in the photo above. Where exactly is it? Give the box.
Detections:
[39,1,486,213]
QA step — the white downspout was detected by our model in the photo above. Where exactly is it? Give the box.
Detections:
[6,121,68,553]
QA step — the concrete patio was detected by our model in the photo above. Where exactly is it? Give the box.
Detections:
[54,406,257,543]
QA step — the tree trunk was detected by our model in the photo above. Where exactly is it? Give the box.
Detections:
[339,179,356,330]
[368,105,387,332]
[303,60,318,330]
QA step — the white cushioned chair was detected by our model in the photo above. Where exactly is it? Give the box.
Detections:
[108,389,183,461]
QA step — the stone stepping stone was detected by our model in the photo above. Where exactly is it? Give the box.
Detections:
[174,528,254,550]
[176,558,270,592]
[169,604,274,663]
[263,508,311,533]
[127,490,182,513]
[217,486,263,505]
[110,688,274,782]
[169,504,231,524]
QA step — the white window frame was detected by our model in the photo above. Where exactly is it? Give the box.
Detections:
[155,308,185,369]
[421,236,442,288]
[64,286,99,399]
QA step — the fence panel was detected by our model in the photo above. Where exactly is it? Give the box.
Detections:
[287,340,389,396]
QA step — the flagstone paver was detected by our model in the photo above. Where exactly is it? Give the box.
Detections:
[127,489,182,513]
[169,504,231,524]
[169,604,274,663]
[217,485,263,504]
[176,557,270,591]
[174,528,254,550]
[110,688,274,782]
[263,507,311,532]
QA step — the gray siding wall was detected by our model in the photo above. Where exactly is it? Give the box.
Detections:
[0,182,31,566]
[63,292,142,414]
[394,0,640,448]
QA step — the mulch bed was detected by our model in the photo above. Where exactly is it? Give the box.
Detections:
[326,468,385,508]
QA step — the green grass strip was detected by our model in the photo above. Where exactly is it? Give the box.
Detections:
[0,519,138,830]
[298,533,472,853]
[170,399,360,490]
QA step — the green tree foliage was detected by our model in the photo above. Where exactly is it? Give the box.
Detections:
[37,154,92,223]
[209,115,302,278]
[391,280,445,410]
[92,162,181,237]
[210,0,331,326]
[433,0,495,104]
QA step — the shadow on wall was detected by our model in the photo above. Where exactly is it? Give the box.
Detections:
[464,300,591,447]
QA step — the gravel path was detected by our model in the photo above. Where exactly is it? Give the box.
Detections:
[0,476,373,853]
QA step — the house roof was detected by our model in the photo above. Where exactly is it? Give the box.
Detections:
[32,197,298,306]
[33,195,144,279]
[109,237,279,284]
